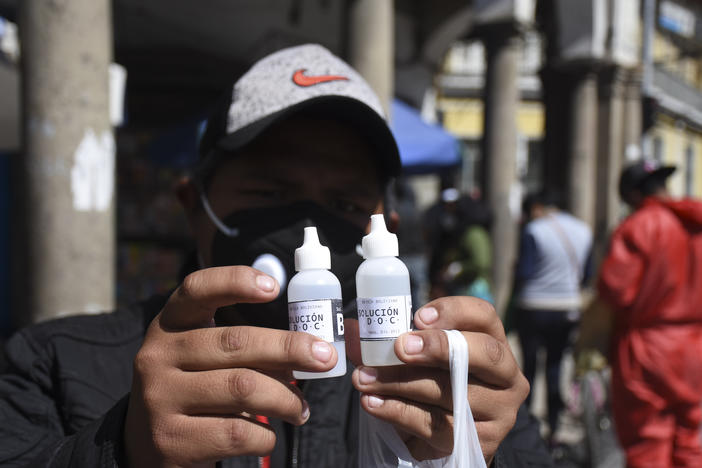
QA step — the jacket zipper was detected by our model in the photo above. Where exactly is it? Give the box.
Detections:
[291,380,305,468]
[291,424,300,468]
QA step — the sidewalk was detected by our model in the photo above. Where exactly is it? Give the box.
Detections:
[507,332,625,468]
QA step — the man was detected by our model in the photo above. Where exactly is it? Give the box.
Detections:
[427,189,493,302]
[596,160,702,468]
[514,191,592,438]
[0,44,545,467]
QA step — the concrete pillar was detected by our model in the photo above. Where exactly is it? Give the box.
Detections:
[348,0,394,115]
[482,32,522,317]
[594,66,625,267]
[622,70,643,154]
[16,0,115,325]
[540,66,571,197]
[567,71,598,228]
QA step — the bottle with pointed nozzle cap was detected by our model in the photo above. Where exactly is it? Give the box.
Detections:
[356,214,412,366]
[288,226,346,379]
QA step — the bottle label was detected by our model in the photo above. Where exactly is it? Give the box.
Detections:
[356,295,412,340]
[288,299,344,342]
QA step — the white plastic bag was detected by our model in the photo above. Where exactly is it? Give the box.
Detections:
[358,329,487,468]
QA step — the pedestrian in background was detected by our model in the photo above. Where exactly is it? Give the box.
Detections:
[514,191,593,440]
[426,188,494,302]
[594,160,702,468]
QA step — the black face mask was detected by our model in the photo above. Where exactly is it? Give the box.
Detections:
[209,201,364,330]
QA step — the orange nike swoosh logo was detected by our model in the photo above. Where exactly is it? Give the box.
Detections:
[292,69,349,87]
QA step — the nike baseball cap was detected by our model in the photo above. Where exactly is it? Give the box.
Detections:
[618,159,676,200]
[197,44,401,181]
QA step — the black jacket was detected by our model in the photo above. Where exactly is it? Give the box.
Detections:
[0,295,553,467]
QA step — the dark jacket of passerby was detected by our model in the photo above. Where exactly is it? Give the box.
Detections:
[598,196,702,467]
[0,296,554,468]
[426,194,493,301]
[514,204,592,437]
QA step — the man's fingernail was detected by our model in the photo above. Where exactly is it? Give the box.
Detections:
[403,334,424,354]
[301,401,310,421]
[366,394,385,408]
[256,275,276,292]
[312,342,332,362]
[359,366,377,385]
[418,307,438,324]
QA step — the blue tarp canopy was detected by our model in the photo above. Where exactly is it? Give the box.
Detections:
[148,99,463,174]
[390,99,461,174]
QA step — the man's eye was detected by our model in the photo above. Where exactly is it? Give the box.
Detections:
[335,199,363,213]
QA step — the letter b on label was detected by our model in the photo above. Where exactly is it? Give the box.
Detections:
[337,313,344,336]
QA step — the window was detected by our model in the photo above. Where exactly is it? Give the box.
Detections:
[525,140,544,193]
[653,136,664,162]
[460,140,481,193]
[685,144,695,196]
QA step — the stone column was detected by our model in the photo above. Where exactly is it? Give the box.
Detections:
[540,66,571,198]
[594,66,625,267]
[567,70,598,228]
[622,69,643,155]
[482,31,522,316]
[349,0,394,115]
[16,0,115,325]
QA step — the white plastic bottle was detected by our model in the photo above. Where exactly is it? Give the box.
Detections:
[356,214,412,366]
[288,226,347,379]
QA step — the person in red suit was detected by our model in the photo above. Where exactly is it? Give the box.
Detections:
[597,160,702,468]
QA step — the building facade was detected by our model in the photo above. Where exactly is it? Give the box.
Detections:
[645,0,702,198]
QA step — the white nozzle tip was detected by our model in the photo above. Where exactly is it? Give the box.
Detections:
[370,214,387,231]
[295,226,331,271]
[362,213,399,258]
[303,226,321,245]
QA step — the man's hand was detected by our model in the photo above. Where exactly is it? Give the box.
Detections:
[124,266,337,468]
[346,296,529,464]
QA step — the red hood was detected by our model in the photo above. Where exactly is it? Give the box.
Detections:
[653,197,702,232]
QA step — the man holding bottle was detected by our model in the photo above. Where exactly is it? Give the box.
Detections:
[0,44,546,467]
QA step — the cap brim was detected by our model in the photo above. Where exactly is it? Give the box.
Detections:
[619,163,676,200]
[213,96,401,181]
[651,166,676,180]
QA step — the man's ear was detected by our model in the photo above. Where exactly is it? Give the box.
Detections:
[174,176,200,214]
[388,210,400,233]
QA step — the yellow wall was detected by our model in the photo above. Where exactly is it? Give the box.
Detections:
[649,31,702,197]
[440,97,702,198]
[649,114,702,198]
[440,98,544,139]
[517,102,545,138]
[441,98,484,138]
